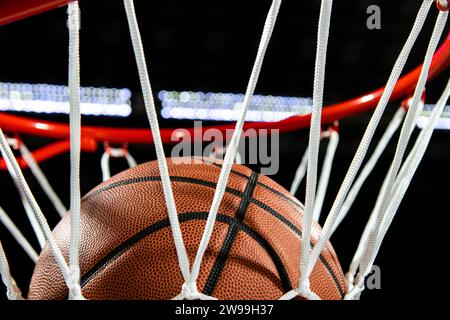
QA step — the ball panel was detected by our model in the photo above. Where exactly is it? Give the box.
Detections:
[210,231,285,300]
[83,158,252,200]
[81,220,229,300]
[29,158,346,300]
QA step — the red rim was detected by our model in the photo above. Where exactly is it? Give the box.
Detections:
[1,31,449,142]
[0,0,73,26]
[0,2,450,168]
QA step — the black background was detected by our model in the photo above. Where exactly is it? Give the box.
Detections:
[0,0,449,301]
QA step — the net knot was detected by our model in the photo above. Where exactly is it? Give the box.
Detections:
[172,281,217,300]
[295,279,320,300]
[345,272,355,291]
[344,274,365,300]
[278,279,321,300]
[180,281,202,300]
[67,2,80,30]
[67,266,85,300]
[6,278,24,300]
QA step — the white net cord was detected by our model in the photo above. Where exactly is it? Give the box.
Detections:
[67,1,84,300]
[390,101,426,190]
[331,106,406,235]
[186,0,282,299]
[348,76,450,299]
[0,206,38,263]
[0,241,23,300]
[301,0,435,289]
[290,127,339,203]
[209,145,243,165]
[101,146,137,181]
[0,128,73,297]
[19,142,67,218]
[123,0,282,299]
[356,9,448,294]
[374,79,450,259]
[343,100,424,289]
[123,0,192,294]
[0,0,446,302]
[313,128,339,222]
[3,147,46,248]
[290,145,308,195]
[124,0,281,299]
[281,0,335,301]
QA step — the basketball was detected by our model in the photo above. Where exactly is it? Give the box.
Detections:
[28,157,345,300]
[1,0,448,304]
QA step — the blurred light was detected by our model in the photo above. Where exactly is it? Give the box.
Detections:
[34,122,50,130]
[416,103,450,130]
[0,82,132,117]
[360,94,375,104]
[158,90,313,122]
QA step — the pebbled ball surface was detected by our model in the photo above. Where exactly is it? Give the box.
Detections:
[28,157,346,300]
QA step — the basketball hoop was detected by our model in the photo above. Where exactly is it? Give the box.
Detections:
[0,0,449,166]
[0,0,449,301]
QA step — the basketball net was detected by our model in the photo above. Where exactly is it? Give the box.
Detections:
[0,0,450,300]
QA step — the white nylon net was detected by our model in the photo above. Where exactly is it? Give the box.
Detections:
[0,0,449,300]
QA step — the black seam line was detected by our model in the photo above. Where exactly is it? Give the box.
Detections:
[188,162,342,297]
[79,212,292,295]
[210,162,304,211]
[252,199,345,298]
[83,176,242,202]
[82,175,344,297]
[203,171,261,296]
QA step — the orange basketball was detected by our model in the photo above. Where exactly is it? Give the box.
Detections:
[28,157,345,300]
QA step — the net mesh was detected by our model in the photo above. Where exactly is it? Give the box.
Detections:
[0,0,449,300]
